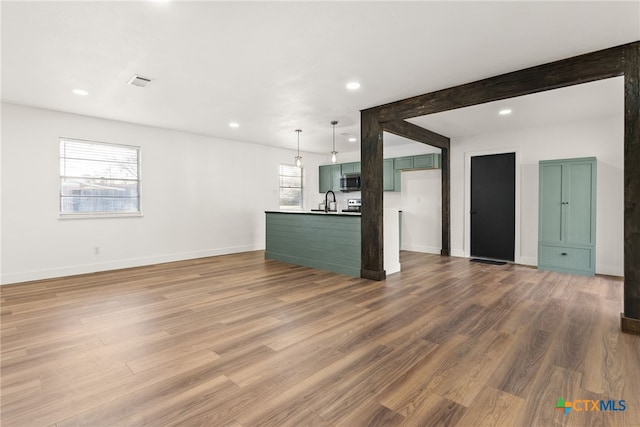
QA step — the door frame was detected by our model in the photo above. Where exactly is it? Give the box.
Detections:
[464,148,521,263]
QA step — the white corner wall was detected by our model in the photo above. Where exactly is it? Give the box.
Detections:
[398,169,442,254]
[450,115,623,276]
[1,104,325,284]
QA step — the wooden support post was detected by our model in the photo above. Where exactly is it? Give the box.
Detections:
[360,108,386,280]
[440,146,451,256]
[622,42,640,335]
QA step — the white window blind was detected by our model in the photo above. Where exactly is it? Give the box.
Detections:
[279,164,303,210]
[59,138,141,216]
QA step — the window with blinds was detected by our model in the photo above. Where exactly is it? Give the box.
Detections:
[59,138,141,216]
[279,164,303,210]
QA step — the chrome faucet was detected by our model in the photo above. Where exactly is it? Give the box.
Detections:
[325,190,336,212]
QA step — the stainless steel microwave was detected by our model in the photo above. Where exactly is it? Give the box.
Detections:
[340,173,361,192]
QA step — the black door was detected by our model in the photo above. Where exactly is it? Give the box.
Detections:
[470,153,515,261]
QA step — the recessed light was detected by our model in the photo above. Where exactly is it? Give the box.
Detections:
[72,89,89,96]
[348,137,357,142]
[499,109,512,115]
[229,122,240,128]
[346,82,361,90]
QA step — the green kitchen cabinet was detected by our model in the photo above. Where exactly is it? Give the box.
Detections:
[394,156,414,170]
[319,154,440,194]
[341,162,361,174]
[394,170,402,192]
[383,158,395,191]
[266,212,361,277]
[318,165,330,192]
[413,153,440,169]
[319,164,342,193]
[538,157,597,276]
[393,153,441,171]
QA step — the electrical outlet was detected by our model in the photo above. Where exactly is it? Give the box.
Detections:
[94,246,101,255]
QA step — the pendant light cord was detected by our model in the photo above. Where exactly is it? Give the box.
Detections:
[330,120,338,163]
[295,129,302,167]
[331,121,338,151]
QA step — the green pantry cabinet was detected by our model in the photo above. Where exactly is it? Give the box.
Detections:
[538,157,596,276]
[319,154,440,193]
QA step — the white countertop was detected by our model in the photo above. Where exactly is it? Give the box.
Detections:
[265,210,361,216]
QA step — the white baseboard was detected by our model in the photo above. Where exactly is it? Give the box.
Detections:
[1,244,263,285]
[450,249,466,258]
[385,262,402,275]
[518,256,537,267]
[402,244,442,255]
[596,264,624,277]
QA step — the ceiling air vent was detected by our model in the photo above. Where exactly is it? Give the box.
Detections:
[127,74,153,88]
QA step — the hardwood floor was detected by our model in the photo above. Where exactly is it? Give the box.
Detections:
[1,251,639,426]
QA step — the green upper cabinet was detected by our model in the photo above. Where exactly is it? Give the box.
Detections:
[538,157,597,276]
[413,153,440,169]
[319,164,342,193]
[383,159,395,191]
[394,156,414,170]
[319,165,330,192]
[390,153,441,192]
[318,154,439,193]
[341,162,361,174]
[393,153,441,171]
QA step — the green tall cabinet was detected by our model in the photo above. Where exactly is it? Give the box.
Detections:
[538,157,597,276]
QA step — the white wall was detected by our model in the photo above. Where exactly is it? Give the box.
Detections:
[1,104,326,284]
[450,115,623,276]
[397,169,442,254]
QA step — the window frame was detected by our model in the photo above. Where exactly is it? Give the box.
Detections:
[279,163,303,210]
[58,137,142,219]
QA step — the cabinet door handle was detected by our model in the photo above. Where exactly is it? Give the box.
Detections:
[561,202,569,205]
[561,252,568,256]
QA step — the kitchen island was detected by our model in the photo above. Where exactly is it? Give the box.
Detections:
[265,209,400,278]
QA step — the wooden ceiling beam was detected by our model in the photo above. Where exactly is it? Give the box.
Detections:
[377,43,629,123]
[382,119,449,150]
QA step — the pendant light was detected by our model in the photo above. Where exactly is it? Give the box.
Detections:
[330,120,338,164]
[294,129,302,167]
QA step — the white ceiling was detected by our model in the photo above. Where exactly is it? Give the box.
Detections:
[2,1,639,155]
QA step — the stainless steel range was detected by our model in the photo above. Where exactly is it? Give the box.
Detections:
[342,199,361,213]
